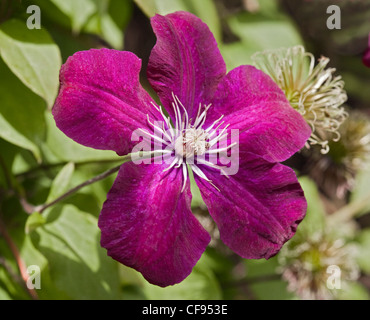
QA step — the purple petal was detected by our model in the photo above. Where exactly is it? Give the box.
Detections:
[148,11,226,121]
[208,65,311,163]
[53,49,159,156]
[98,162,210,287]
[195,153,307,259]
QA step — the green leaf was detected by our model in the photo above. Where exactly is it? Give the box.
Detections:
[337,282,370,300]
[134,0,221,42]
[349,169,370,216]
[356,229,370,274]
[296,176,326,235]
[253,0,283,18]
[0,58,46,161]
[221,11,303,70]
[0,285,12,300]
[43,110,121,163]
[31,204,120,299]
[99,14,124,49]
[0,116,40,162]
[0,19,62,108]
[143,266,222,300]
[21,235,70,300]
[245,257,295,300]
[25,212,46,234]
[185,0,221,43]
[227,13,303,49]
[46,162,75,203]
[188,165,205,209]
[0,210,64,299]
[134,0,185,17]
[142,255,222,300]
[0,268,27,300]
[121,285,147,300]
[152,0,188,15]
[50,0,96,33]
[200,248,234,276]
[220,42,257,72]
[134,0,158,17]
[84,0,132,49]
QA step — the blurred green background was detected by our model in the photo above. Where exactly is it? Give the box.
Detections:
[0,0,370,300]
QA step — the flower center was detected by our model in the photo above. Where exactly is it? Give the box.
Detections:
[141,93,236,192]
[174,128,210,158]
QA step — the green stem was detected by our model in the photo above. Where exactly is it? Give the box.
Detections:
[34,163,122,214]
[16,158,123,181]
[33,150,166,213]
[13,150,162,214]
[329,189,370,223]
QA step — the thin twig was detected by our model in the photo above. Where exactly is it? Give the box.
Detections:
[32,151,162,213]
[12,151,156,215]
[15,158,123,181]
[34,164,123,214]
[0,255,24,291]
[0,215,38,300]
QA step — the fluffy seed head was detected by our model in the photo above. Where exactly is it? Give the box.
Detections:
[278,232,359,300]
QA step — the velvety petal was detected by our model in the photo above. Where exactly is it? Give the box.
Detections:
[148,11,226,121]
[195,153,307,259]
[98,162,211,287]
[207,65,311,163]
[363,34,370,68]
[53,49,159,156]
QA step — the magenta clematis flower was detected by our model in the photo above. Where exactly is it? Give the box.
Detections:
[52,11,311,287]
[363,33,370,68]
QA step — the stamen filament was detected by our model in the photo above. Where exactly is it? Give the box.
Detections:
[181,164,188,193]
[138,128,169,146]
[144,93,234,193]
[206,142,237,154]
[191,164,220,192]
[205,115,224,133]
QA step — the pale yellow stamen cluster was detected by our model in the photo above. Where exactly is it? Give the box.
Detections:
[252,45,348,154]
[174,128,211,158]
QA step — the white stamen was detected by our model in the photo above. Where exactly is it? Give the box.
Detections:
[208,124,230,147]
[205,115,224,133]
[207,142,237,154]
[146,114,172,142]
[163,156,181,173]
[191,164,220,192]
[145,93,235,192]
[181,164,188,192]
[138,128,168,146]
